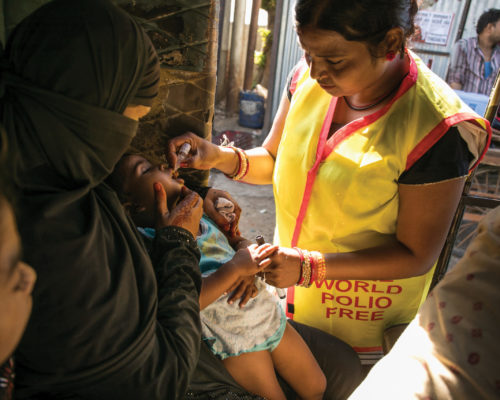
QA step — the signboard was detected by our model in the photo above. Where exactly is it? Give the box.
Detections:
[414,10,454,46]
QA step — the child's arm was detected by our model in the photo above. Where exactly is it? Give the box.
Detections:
[199,264,241,310]
[228,235,252,250]
[199,243,278,310]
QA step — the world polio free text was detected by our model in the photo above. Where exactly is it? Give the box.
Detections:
[316,280,403,321]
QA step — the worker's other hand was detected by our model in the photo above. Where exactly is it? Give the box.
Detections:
[263,247,302,288]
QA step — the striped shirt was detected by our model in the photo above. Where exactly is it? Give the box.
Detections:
[447,36,499,95]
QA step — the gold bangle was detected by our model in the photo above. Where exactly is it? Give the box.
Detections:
[300,250,312,288]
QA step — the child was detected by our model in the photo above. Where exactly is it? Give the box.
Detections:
[109,154,326,400]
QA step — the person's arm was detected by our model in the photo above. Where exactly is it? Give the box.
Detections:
[199,263,242,310]
[166,91,291,185]
[447,40,467,89]
[199,243,278,309]
[149,225,203,399]
[145,184,205,399]
[324,177,466,279]
[265,177,466,287]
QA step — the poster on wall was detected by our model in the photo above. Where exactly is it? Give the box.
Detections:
[414,10,454,46]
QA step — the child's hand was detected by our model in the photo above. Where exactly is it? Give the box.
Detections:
[228,243,278,277]
[225,276,258,307]
[203,189,241,238]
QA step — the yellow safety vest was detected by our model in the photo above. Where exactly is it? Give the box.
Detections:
[274,51,491,352]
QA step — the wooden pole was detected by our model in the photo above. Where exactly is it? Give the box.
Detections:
[215,0,232,104]
[226,0,246,114]
[243,0,261,90]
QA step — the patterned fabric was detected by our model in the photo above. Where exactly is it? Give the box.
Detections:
[197,217,286,359]
[349,206,500,399]
[447,37,500,95]
[0,359,14,400]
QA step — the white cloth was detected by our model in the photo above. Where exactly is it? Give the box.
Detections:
[349,206,500,400]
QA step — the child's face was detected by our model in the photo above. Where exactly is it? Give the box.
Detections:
[116,155,185,227]
[0,198,36,364]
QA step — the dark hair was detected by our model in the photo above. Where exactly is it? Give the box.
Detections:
[476,9,500,35]
[295,0,419,56]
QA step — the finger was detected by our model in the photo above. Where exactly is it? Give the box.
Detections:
[258,258,273,269]
[238,287,253,308]
[263,274,276,286]
[177,186,200,208]
[178,154,196,169]
[229,221,240,237]
[255,244,279,261]
[231,203,242,236]
[225,279,241,296]
[166,137,187,168]
[204,198,230,231]
[154,182,168,216]
[228,283,246,305]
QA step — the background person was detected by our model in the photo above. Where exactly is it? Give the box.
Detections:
[0,0,206,398]
[447,8,500,95]
[168,0,491,361]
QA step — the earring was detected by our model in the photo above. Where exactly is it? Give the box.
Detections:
[386,51,396,61]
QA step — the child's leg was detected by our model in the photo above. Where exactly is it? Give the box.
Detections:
[271,322,327,400]
[222,350,286,400]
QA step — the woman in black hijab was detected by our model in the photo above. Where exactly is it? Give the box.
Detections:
[0,0,204,398]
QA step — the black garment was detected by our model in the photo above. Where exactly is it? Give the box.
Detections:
[0,1,201,399]
[188,320,363,400]
[398,126,473,184]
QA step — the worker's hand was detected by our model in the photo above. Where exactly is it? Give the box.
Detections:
[154,184,203,237]
[262,247,302,288]
[204,188,242,238]
[227,243,278,277]
[226,275,258,308]
[167,132,221,171]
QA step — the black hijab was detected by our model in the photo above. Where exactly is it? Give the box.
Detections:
[0,0,172,393]
[1,0,159,188]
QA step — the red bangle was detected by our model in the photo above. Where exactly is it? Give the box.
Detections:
[293,247,305,285]
[225,146,242,179]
